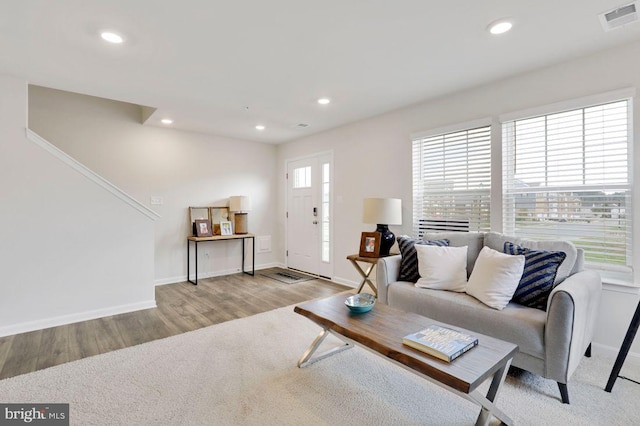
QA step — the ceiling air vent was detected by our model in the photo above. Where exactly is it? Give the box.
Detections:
[599,2,638,31]
[295,123,309,128]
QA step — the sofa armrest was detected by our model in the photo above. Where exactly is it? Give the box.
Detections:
[376,255,402,304]
[545,269,602,382]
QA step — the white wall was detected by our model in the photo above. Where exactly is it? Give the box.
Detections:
[28,86,279,284]
[277,39,640,356]
[0,74,156,336]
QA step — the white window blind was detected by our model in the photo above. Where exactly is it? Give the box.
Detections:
[412,125,491,236]
[502,99,632,272]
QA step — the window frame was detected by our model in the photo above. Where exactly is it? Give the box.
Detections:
[411,88,636,285]
[500,90,634,281]
[411,118,493,237]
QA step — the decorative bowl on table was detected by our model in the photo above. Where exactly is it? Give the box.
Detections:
[345,293,376,313]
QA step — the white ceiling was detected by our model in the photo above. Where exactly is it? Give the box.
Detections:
[2,1,640,144]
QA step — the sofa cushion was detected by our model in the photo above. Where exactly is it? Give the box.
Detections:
[397,236,449,282]
[387,282,546,358]
[415,244,467,292]
[484,232,577,284]
[419,232,485,277]
[504,241,566,310]
[466,246,525,310]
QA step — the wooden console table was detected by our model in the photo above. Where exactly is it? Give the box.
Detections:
[187,234,255,285]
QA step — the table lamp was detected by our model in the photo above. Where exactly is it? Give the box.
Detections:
[229,196,252,234]
[363,197,402,256]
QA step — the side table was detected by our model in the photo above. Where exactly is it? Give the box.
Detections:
[346,254,393,297]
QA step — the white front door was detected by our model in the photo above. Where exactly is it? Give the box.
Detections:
[286,153,332,277]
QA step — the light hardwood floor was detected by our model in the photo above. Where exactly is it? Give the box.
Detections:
[0,269,350,380]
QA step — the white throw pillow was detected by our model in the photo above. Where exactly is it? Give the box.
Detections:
[415,244,468,292]
[466,246,525,310]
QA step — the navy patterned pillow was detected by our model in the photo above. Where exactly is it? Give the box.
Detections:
[503,241,566,310]
[397,236,449,283]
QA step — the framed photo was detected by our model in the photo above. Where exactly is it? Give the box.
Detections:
[359,231,381,257]
[210,207,230,235]
[220,220,233,236]
[195,219,213,237]
[189,206,211,236]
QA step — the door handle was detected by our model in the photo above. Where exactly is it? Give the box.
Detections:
[313,220,318,224]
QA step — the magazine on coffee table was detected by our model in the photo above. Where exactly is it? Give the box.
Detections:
[403,324,478,362]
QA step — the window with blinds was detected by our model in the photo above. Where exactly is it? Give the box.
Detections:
[412,125,491,236]
[502,99,631,272]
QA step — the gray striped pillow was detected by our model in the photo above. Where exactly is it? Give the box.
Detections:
[504,242,566,310]
[397,236,449,283]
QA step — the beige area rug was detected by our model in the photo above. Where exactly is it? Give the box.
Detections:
[1,306,639,425]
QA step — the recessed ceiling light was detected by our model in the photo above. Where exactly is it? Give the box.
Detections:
[317,98,331,105]
[488,20,513,35]
[161,118,173,125]
[100,31,124,44]
[255,125,266,130]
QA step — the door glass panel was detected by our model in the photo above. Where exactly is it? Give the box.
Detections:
[321,162,330,262]
[293,166,312,188]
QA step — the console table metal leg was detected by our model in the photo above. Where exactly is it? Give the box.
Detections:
[187,239,199,285]
[188,240,199,285]
[241,236,255,276]
[242,237,245,274]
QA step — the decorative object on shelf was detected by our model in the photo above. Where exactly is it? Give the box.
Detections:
[195,219,213,237]
[344,293,376,313]
[209,207,229,235]
[359,231,381,257]
[362,197,402,256]
[220,220,233,236]
[189,206,210,236]
[229,195,252,234]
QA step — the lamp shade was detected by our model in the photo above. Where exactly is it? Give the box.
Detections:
[229,196,252,212]
[362,198,402,225]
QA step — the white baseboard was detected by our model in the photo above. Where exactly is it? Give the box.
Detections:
[0,300,157,338]
[154,262,286,286]
[331,276,358,288]
[593,342,640,362]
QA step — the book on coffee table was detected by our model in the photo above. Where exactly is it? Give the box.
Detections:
[403,324,478,362]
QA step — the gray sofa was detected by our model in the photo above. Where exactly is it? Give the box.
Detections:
[376,232,602,404]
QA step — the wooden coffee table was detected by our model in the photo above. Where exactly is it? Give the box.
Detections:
[294,293,518,426]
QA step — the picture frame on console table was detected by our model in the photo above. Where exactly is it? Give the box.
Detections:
[359,231,381,257]
[220,220,233,236]
[189,206,210,236]
[210,207,230,235]
[195,219,213,237]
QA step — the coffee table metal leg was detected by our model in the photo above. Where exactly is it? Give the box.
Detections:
[473,359,513,426]
[298,328,353,368]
